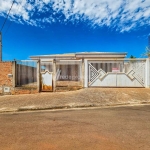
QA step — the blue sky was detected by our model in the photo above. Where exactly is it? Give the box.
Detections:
[0,0,150,60]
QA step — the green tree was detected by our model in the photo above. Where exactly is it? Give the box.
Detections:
[130,55,136,63]
[130,55,136,59]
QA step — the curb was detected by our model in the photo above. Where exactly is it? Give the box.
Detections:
[0,101,150,114]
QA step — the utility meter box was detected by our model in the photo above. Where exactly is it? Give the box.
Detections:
[4,87,10,93]
[8,74,13,78]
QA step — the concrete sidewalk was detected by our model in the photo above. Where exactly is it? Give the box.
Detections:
[0,88,150,113]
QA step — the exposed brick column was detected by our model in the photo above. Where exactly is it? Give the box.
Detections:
[0,62,13,94]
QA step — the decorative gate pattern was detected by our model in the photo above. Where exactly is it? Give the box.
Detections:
[89,64,107,86]
[41,71,53,91]
[40,61,53,91]
[126,61,145,86]
[88,60,146,87]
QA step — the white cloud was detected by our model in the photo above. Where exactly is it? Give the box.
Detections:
[0,0,149,32]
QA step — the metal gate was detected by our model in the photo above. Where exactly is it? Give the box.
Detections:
[88,59,146,87]
[40,61,53,91]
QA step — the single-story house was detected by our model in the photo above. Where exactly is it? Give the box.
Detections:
[0,52,150,95]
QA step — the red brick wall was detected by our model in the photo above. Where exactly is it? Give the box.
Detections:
[0,62,13,87]
[11,87,38,95]
[0,62,38,95]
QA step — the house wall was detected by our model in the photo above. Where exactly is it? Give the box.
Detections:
[56,81,82,87]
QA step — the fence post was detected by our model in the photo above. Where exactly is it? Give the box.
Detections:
[145,58,150,88]
[82,58,84,88]
[12,61,16,87]
[37,59,40,92]
[53,59,56,92]
[84,59,88,88]
[148,58,150,88]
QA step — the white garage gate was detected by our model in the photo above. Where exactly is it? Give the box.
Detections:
[88,59,146,87]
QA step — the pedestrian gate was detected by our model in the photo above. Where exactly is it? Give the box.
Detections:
[40,61,53,91]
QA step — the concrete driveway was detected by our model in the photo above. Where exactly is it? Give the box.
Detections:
[0,105,150,150]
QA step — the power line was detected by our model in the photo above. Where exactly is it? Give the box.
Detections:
[0,0,15,32]
[4,1,23,37]
[3,20,13,36]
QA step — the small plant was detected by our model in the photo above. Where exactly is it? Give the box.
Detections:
[142,46,150,58]
[130,55,136,59]
[130,55,136,63]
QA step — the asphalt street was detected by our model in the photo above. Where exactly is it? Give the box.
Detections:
[0,105,150,150]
